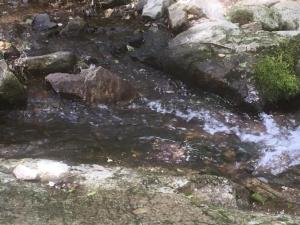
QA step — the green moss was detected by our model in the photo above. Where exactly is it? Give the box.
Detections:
[251,192,266,205]
[229,8,254,25]
[0,73,26,105]
[254,36,300,103]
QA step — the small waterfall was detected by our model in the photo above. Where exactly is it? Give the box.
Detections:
[147,100,300,175]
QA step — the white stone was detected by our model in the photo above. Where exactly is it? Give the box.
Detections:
[37,160,70,182]
[169,20,240,47]
[13,165,39,181]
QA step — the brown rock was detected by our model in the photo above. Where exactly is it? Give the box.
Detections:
[83,66,137,104]
[46,66,137,104]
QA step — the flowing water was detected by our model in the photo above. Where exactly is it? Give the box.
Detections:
[0,0,299,200]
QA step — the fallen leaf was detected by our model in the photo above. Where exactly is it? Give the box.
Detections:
[132,208,147,215]
[87,191,97,197]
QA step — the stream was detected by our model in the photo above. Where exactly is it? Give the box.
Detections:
[0,0,299,211]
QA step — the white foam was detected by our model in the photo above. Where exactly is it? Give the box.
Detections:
[146,100,300,175]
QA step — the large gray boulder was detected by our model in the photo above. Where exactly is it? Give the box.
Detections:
[271,1,300,30]
[168,20,241,49]
[167,0,225,29]
[0,60,26,109]
[46,66,137,104]
[169,19,287,52]
[20,51,77,76]
[159,20,290,110]
[130,26,172,64]
[228,0,300,31]
[228,4,280,30]
[159,43,261,110]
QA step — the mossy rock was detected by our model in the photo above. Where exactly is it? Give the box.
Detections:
[254,35,300,103]
[0,60,26,109]
[228,5,280,31]
[228,7,254,25]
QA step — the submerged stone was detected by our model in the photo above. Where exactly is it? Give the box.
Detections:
[60,17,87,37]
[32,13,57,31]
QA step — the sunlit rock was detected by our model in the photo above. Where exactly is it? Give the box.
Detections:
[13,160,70,182]
[37,160,70,182]
[167,0,225,29]
[271,1,300,30]
[13,165,39,181]
[2,158,299,224]
[142,0,174,19]
[228,4,280,30]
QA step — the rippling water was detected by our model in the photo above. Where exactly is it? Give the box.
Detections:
[148,98,300,174]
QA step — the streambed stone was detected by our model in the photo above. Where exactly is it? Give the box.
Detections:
[19,51,77,76]
[32,13,57,31]
[60,17,87,37]
[46,66,138,104]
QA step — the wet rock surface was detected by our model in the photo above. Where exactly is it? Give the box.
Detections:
[0,158,299,225]
[159,44,261,110]
[60,17,87,37]
[32,13,57,31]
[46,66,138,104]
[0,60,26,109]
[19,51,77,76]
